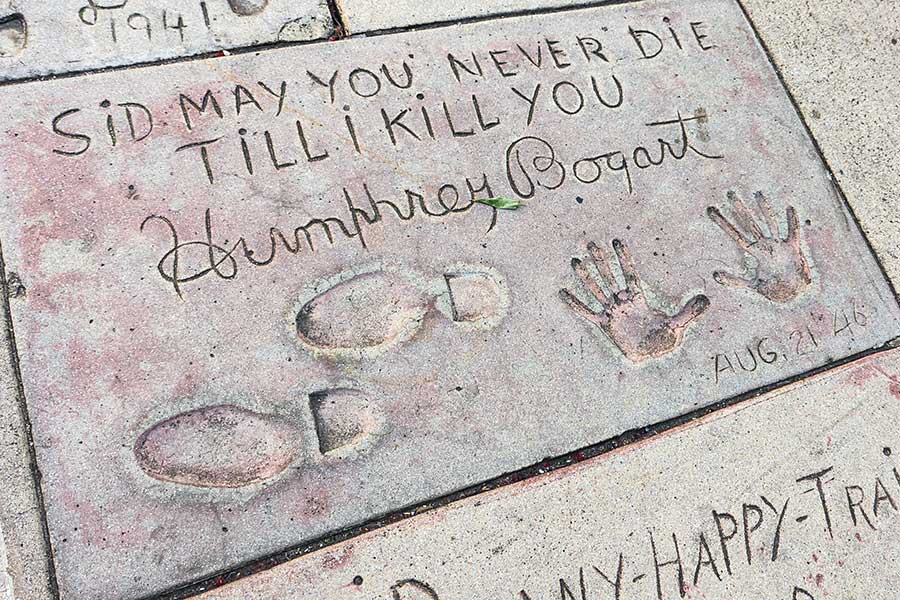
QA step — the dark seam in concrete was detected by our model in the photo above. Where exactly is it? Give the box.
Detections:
[0,33,336,89]
[734,0,900,308]
[342,0,631,37]
[0,0,631,88]
[0,240,61,600]
[145,335,900,600]
[325,0,349,38]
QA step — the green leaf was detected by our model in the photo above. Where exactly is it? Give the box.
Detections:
[475,197,524,210]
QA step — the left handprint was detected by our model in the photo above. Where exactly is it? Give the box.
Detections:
[559,239,710,362]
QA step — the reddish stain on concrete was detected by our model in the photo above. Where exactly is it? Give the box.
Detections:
[846,363,900,400]
[320,544,355,571]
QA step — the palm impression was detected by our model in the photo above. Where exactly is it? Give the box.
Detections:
[560,238,709,362]
[707,191,812,303]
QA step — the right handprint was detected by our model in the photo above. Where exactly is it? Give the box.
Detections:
[707,191,812,303]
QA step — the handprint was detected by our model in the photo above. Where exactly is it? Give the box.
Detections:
[559,239,710,362]
[707,191,811,303]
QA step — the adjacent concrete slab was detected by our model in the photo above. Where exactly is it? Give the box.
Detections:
[0,530,10,600]
[739,0,900,290]
[0,0,333,81]
[199,348,900,600]
[0,0,898,597]
[0,272,53,600]
[338,0,580,33]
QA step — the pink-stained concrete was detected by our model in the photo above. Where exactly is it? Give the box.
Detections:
[0,0,897,597]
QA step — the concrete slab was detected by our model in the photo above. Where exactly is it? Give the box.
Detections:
[0,0,333,81]
[338,0,580,33]
[0,270,53,600]
[198,347,900,600]
[0,0,897,597]
[0,529,10,600]
[738,0,900,289]
[339,0,900,294]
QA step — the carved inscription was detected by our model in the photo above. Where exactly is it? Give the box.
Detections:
[76,0,272,47]
[372,456,900,600]
[712,298,873,384]
[0,0,330,81]
[44,21,732,308]
[3,2,899,597]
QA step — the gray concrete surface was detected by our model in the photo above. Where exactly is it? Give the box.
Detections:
[199,347,900,600]
[338,0,581,32]
[0,0,334,81]
[0,265,53,600]
[738,0,900,290]
[339,0,900,291]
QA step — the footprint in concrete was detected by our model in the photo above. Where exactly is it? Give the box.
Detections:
[0,14,26,58]
[134,405,302,488]
[309,389,385,457]
[295,265,508,359]
[439,266,509,329]
[295,269,430,360]
[227,0,269,16]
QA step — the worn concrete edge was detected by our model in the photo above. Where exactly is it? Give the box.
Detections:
[0,0,629,89]
[145,334,900,600]
[0,238,60,600]
[733,0,900,306]
[0,17,340,90]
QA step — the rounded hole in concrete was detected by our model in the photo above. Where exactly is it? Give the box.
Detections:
[0,14,27,58]
[227,0,269,16]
